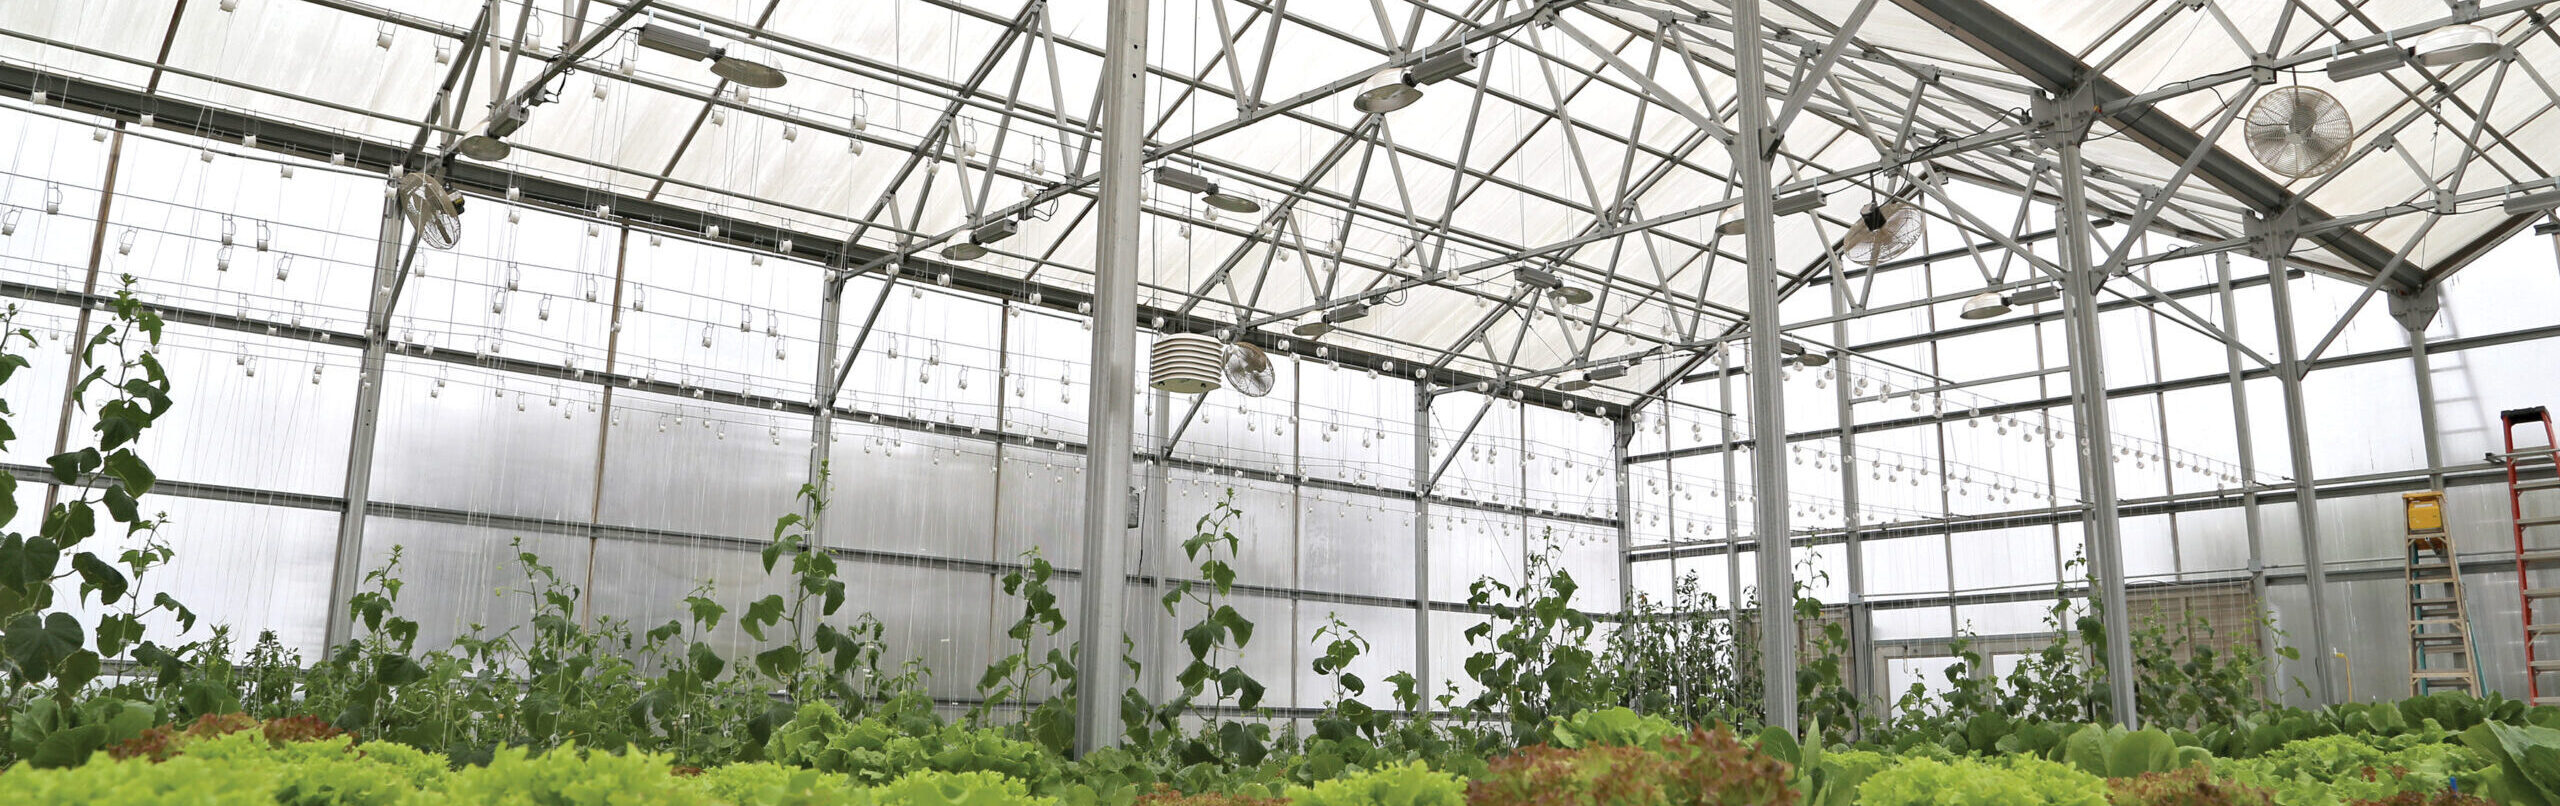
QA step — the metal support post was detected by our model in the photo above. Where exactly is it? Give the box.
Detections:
[2054,133,2138,726]
[1720,366,1741,629]
[1733,0,1797,733]
[2262,215,2339,705]
[2391,289,2445,490]
[1615,415,1637,614]
[1073,0,1147,756]
[1144,388,1175,700]
[1413,386,1435,708]
[2216,253,2279,676]
[809,273,843,534]
[1831,307,1874,709]
[325,194,406,649]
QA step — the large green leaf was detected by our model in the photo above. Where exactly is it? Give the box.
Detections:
[4,612,84,681]
[2107,728,2178,776]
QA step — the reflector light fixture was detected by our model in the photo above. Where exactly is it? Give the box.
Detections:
[1323,303,1373,324]
[941,217,1021,261]
[1774,190,1828,216]
[635,22,787,89]
[2326,47,2409,80]
[2004,286,2062,306]
[1352,48,1477,114]
[1959,291,2010,320]
[1514,265,1592,304]
[2414,23,2499,66]
[1585,363,1630,382]
[456,101,531,161]
[2501,186,2560,215]
[1293,302,1372,337]
[1152,167,1261,213]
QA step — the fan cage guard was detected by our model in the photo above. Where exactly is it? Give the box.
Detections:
[2245,86,2354,180]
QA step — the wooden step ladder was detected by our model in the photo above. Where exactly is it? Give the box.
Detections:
[2501,406,2560,706]
[2403,491,2479,694]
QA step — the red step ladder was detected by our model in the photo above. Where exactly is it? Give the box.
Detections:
[2501,406,2560,705]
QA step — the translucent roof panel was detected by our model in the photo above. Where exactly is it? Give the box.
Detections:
[8,0,2551,405]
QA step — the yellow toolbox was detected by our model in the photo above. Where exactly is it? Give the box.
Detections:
[2403,491,2445,532]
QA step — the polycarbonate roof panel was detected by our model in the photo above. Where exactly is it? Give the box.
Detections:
[11,0,2554,399]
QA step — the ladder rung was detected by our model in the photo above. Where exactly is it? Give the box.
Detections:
[2532,624,2560,637]
[2413,636,2470,646]
[2537,696,2560,706]
[2414,617,2470,626]
[2525,588,2560,600]
[2513,446,2559,459]
[2412,669,2476,678]
[2519,477,2560,492]
[2521,549,2560,564]
[2531,660,2560,672]
[2520,515,2560,528]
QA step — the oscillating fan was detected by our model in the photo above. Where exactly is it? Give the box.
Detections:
[1222,342,1275,397]
[1841,202,1920,266]
[397,173,466,249]
[2245,86,2354,179]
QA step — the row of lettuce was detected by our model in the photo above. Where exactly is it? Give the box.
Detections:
[7,699,2557,806]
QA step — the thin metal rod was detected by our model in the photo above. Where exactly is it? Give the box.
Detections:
[2056,135,2137,726]
[1073,0,1147,756]
[1733,0,1797,733]
[2410,324,2445,492]
[2216,252,2277,686]
[2264,229,2339,705]
[324,195,406,649]
[1413,384,1435,712]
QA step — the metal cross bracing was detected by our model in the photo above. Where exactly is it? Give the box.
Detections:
[115,0,2058,394]
[10,0,2553,438]
[94,0,2058,395]
[15,0,2539,404]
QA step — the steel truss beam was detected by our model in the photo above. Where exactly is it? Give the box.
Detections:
[0,63,1627,418]
[1890,0,2419,293]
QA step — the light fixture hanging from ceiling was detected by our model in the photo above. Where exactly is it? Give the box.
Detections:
[635,22,788,89]
[1513,265,1592,305]
[940,217,1019,261]
[1152,166,1261,214]
[2325,45,2410,80]
[455,100,531,162]
[1352,47,1478,114]
[1293,302,1373,337]
[2413,23,2499,66]
[2502,181,2560,215]
[1958,291,2010,320]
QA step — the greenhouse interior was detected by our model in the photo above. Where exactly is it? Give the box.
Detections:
[1,0,2559,803]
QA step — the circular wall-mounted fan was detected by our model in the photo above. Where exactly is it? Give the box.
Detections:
[397,172,465,250]
[1222,342,1275,397]
[2245,86,2354,179]
[1841,202,1920,266]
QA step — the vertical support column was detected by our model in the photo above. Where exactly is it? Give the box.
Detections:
[1614,415,1636,614]
[1073,0,1148,756]
[325,194,406,649]
[1143,388,1174,700]
[1731,0,1796,732]
[2216,254,2278,674]
[2263,223,2338,705]
[2054,136,2137,726]
[1720,364,1741,628]
[809,275,844,536]
[1830,320,1872,708]
[1412,385,1435,712]
[2392,289,2445,491]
